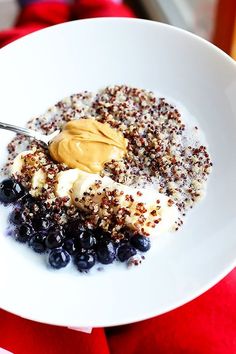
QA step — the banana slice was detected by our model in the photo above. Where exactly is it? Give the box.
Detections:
[72,172,113,209]
[13,149,179,235]
[56,169,81,200]
[11,150,33,176]
[31,168,46,197]
[127,187,179,234]
[70,170,179,235]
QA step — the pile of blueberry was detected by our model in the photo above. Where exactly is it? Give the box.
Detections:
[0,178,151,271]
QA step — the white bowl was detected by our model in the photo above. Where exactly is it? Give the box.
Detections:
[0,18,235,328]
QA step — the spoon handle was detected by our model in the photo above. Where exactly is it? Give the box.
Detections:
[0,121,48,145]
[0,121,37,138]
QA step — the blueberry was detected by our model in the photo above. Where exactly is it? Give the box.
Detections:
[20,194,35,207]
[74,252,95,271]
[0,179,25,204]
[120,228,133,240]
[117,244,137,262]
[37,202,48,216]
[93,227,104,238]
[63,219,84,238]
[45,229,63,249]
[96,241,116,264]
[32,217,50,231]
[48,248,70,269]
[76,230,96,249]
[28,232,46,253]
[63,239,78,255]
[16,223,33,243]
[94,228,111,243]
[10,208,25,225]
[130,235,151,252]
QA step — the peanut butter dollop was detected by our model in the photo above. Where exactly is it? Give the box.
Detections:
[49,119,127,173]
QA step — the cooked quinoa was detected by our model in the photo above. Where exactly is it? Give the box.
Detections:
[3,85,212,228]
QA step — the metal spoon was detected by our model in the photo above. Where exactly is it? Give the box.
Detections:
[0,121,60,147]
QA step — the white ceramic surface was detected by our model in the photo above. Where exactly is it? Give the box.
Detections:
[0,18,235,328]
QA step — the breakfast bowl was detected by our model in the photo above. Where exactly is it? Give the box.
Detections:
[0,18,235,328]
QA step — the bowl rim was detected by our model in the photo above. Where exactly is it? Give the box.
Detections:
[1,17,236,69]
